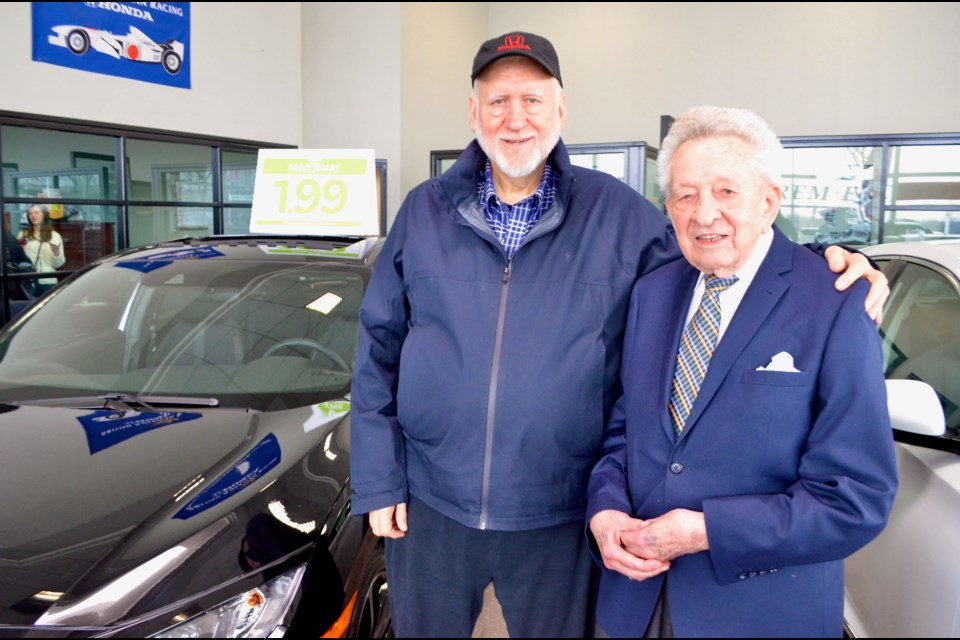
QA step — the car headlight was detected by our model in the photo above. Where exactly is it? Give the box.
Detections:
[150,565,306,638]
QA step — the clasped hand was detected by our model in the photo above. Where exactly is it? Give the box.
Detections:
[589,508,708,582]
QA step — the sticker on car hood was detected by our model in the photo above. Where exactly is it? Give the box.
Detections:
[257,242,365,259]
[174,433,282,520]
[78,409,202,454]
[304,399,350,433]
[115,246,224,273]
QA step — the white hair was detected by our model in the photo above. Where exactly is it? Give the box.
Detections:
[657,105,784,198]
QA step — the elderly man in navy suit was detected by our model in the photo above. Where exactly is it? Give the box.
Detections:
[586,106,898,638]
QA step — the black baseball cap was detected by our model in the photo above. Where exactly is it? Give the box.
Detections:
[471,31,562,87]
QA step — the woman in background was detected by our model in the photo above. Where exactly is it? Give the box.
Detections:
[18,204,65,294]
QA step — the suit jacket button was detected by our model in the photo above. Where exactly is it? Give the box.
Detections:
[670,462,684,474]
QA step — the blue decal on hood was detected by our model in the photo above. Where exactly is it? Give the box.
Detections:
[175,433,282,520]
[78,410,202,454]
[115,246,224,273]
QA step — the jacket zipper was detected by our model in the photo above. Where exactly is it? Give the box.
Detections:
[479,261,511,529]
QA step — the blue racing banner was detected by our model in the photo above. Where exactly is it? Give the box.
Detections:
[32,2,191,89]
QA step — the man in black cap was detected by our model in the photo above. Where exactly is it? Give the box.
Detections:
[350,31,887,638]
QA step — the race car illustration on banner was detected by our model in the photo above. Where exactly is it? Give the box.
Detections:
[48,24,185,75]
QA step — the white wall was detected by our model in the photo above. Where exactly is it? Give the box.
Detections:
[301,2,486,222]
[387,1,960,216]
[301,2,404,227]
[486,2,960,144]
[0,2,303,145]
[398,3,487,203]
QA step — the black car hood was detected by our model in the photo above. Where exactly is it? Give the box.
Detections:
[0,400,351,630]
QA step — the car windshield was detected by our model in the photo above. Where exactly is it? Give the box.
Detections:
[0,256,366,411]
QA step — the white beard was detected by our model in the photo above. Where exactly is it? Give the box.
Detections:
[476,127,561,179]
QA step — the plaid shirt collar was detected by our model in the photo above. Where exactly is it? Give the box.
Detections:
[477,160,556,259]
[478,160,554,212]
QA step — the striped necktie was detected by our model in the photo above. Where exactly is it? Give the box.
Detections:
[668,274,739,435]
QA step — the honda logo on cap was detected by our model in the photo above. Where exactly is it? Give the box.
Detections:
[498,34,532,52]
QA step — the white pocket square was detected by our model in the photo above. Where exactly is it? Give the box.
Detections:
[756,351,801,372]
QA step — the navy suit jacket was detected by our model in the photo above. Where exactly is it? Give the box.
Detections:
[586,229,898,638]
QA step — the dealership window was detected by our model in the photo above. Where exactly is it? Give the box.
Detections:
[1,125,123,316]
[566,142,661,209]
[780,135,960,247]
[222,149,258,235]
[779,145,882,244]
[0,111,288,324]
[127,138,215,245]
[884,144,960,239]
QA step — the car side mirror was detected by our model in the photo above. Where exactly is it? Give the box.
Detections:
[886,379,945,437]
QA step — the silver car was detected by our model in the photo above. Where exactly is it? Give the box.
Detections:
[845,239,960,637]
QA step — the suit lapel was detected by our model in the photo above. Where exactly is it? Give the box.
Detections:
[678,229,794,440]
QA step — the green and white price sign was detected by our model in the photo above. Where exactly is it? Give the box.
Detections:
[250,148,378,235]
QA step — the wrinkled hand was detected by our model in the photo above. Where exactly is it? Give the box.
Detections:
[369,503,408,538]
[825,245,889,323]
[620,508,708,563]
[589,510,670,581]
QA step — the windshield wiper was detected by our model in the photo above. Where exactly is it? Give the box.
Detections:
[13,394,220,410]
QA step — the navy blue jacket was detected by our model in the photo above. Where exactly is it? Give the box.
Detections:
[587,229,897,636]
[349,138,681,530]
